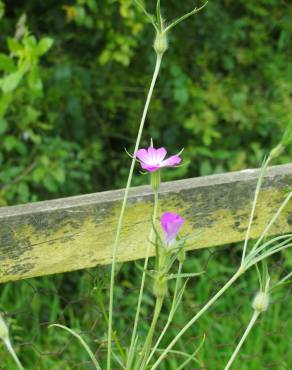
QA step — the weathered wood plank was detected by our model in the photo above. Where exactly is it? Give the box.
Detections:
[0,164,291,283]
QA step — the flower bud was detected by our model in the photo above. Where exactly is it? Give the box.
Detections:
[0,314,9,341]
[154,31,168,55]
[252,291,270,312]
[161,212,185,247]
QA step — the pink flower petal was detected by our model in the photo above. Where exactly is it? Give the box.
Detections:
[160,211,185,245]
[136,149,149,162]
[136,146,182,173]
[155,147,167,162]
[147,147,157,163]
[141,162,160,172]
[161,155,182,168]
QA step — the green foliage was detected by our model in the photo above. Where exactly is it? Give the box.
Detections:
[0,247,291,369]
[0,1,4,20]
[0,15,56,204]
[0,2,291,368]
[0,0,291,206]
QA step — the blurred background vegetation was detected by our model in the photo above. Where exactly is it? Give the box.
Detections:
[0,0,291,369]
[0,0,291,206]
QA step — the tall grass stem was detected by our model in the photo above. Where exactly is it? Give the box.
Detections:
[107,54,163,370]
[224,311,260,370]
[127,189,160,369]
[150,270,242,370]
[146,261,183,366]
[138,296,164,369]
[241,156,270,264]
[5,339,25,370]
[249,191,292,255]
[49,324,101,370]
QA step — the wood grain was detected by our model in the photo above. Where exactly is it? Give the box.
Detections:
[0,164,291,283]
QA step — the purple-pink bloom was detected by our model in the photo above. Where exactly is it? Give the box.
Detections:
[160,212,185,246]
[135,147,181,173]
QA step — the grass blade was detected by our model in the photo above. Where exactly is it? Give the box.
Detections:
[49,324,101,370]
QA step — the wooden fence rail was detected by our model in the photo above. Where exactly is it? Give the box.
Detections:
[0,164,291,284]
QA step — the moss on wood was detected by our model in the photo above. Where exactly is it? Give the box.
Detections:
[0,164,291,283]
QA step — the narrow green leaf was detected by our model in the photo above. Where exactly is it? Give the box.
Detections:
[270,271,292,291]
[167,271,204,280]
[281,122,292,147]
[134,0,157,29]
[177,334,206,369]
[165,2,208,33]
[49,324,101,370]
[156,0,163,31]
[134,261,155,278]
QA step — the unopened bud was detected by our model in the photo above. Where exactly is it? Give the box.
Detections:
[0,314,9,340]
[154,31,168,55]
[252,291,270,312]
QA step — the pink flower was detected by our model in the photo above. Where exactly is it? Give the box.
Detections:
[160,212,185,245]
[135,147,181,173]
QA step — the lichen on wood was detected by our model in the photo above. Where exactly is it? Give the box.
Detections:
[0,164,291,283]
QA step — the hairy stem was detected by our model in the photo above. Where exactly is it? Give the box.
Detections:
[138,297,164,370]
[146,262,183,366]
[127,189,160,369]
[150,269,243,370]
[241,156,271,264]
[4,339,24,370]
[50,324,101,370]
[107,54,163,370]
[224,311,260,370]
[97,289,125,360]
[249,190,292,256]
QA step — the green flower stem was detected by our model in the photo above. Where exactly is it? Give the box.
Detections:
[4,339,24,370]
[171,261,183,310]
[127,189,160,369]
[138,296,164,370]
[241,155,271,265]
[150,269,243,370]
[224,311,260,370]
[151,170,161,192]
[107,54,163,370]
[145,262,183,367]
[249,190,292,257]
[96,289,125,360]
